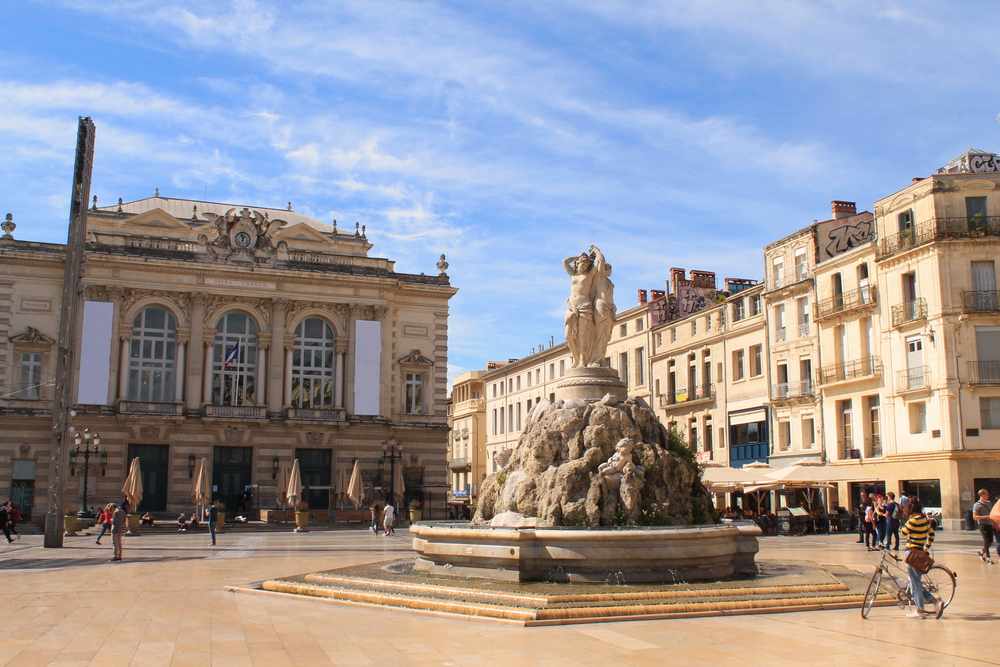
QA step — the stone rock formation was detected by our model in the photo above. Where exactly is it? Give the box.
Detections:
[474,394,715,528]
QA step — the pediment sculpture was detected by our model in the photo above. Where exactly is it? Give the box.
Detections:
[9,326,55,346]
[398,349,434,367]
[199,207,287,262]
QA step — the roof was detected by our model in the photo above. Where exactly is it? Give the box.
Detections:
[99,195,336,233]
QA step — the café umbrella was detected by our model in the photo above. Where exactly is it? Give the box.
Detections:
[122,457,143,514]
[286,459,303,509]
[393,461,406,504]
[192,457,209,515]
[347,459,364,509]
[275,460,291,509]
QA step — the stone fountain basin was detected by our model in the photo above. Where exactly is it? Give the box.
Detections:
[411,522,761,584]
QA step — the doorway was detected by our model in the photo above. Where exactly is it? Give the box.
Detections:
[213,446,253,513]
[295,448,332,511]
[127,444,169,512]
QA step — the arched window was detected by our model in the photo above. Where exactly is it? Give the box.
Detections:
[129,306,177,402]
[212,312,258,406]
[291,317,336,408]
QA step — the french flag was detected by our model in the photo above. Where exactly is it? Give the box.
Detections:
[224,343,239,368]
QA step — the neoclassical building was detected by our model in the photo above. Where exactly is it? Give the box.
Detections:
[0,194,456,521]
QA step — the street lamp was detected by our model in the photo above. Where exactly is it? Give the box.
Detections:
[381,440,404,502]
[69,427,105,518]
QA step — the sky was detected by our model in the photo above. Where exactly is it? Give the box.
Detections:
[3,1,1000,389]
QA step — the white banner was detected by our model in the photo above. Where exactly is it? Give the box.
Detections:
[354,320,381,415]
[78,300,114,405]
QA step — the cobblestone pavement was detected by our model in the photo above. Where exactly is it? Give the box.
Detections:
[1,528,998,666]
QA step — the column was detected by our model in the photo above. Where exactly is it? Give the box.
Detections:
[284,346,294,408]
[335,339,347,409]
[175,339,186,403]
[203,341,214,406]
[118,336,130,401]
[187,296,206,410]
[268,299,288,414]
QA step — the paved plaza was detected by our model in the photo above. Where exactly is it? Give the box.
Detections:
[1,528,998,666]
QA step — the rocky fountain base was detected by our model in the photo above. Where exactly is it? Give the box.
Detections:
[414,382,760,583]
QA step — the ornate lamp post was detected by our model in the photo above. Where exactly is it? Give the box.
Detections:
[69,427,105,518]
[381,440,404,502]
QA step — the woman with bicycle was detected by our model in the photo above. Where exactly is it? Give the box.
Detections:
[901,498,940,618]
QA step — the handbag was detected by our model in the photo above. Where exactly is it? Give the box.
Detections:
[905,548,933,574]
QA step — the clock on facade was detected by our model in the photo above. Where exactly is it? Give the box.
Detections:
[234,231,253,248]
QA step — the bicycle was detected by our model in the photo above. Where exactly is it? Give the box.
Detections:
[861,548,956,619]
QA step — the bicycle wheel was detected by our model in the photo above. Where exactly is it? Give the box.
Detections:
[922,565,956,610]
[862,567,882,618]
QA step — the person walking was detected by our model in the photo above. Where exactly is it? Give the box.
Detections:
[0,502,11,544]
[863,497,877,550]
[207,501,218,546]
[856,490,869,544]
[382,500,396,537]
[884,492,901,551]
[370,503,380,535]
[901,498,939,618]
[874,495,887,550]
[2,501,19,541]
[973,488,994,563]
[110,503,126,561]
[95,503,113,545]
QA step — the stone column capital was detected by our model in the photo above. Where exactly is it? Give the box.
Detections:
[258,333,273,349]
[335,339,350,354]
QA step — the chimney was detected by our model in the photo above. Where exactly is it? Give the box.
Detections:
[669,267,686,294]
[638,289,648,304]
[831,200,856,220]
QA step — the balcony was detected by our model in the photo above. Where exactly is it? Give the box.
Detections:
[897,366,930,392]
[839,440,862,460]
[878,216,1000,260]
[117,400,184,416]
[798,322,810,337]
[204,405,268,419]
[963,290,1000,313]
[775,326,787,342]
[891,298,927,327]
[660,384,715,410]
[815,286,877,321]
[287,407,347,422]
[868,435,883,458]
[449,457,471,472]
[819,356,882,386]
[969,360,1000,385]
[772,380,815,402]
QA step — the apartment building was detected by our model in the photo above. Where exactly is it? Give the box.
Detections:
[445,371,486,517]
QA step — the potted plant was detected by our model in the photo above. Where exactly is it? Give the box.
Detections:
[63,514,81,536]
[408,499,422,524]
[294,500,310,532]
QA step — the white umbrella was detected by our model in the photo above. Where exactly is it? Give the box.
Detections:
[702,466,767,490]
[347,459,364,509]
[286,459,303,509]
[393,462,406,504]
[122,457,143,513]
[192,457,209,514]
[275,460,291,509]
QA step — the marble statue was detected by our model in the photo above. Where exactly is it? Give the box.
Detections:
[563,245,616,368]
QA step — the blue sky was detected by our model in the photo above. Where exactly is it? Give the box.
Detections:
[3,1,1000,387]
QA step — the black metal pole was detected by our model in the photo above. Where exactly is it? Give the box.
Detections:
[79,448,89,516]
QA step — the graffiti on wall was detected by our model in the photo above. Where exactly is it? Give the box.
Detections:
[816,214,875,263]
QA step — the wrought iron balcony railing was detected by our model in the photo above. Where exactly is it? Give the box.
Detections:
[204,405,268,419]
[772,380,814,400]
[659,384,715,408]
[815,286,877,320]
[775,326,786,342]
[891,297,927,327]
[838,439,861,460]
[969,360,1000,384]
[118,400,184,416]
[286,407,347,422]
[963,290,1000,313]
[868,435,883,458]
[449,457,471,471]
[819,356,882,385]
[798,322,810,337]
[897,366,930,391]
[878,216,1000,259]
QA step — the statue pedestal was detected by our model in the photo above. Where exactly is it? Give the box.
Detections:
[555,366,627,402]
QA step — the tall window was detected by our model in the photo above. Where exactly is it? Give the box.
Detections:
[982,398,1000,429]
[405,373,424,414]
[733,349,745,381]
[750,345,763,377]
[130,306,177,402]
[212,311,258,406]
[635,347,645,385]
[733,299,745,322]
[772,258,784,288]
[750,295,762,316]
[795,247,808,281]
[18,352,42,399]
[619,351,629,385]
[291,317,336,409]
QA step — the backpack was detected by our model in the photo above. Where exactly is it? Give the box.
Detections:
[888,502,899,520]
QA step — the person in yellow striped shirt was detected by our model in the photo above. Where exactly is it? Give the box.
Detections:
[901,498,939,617]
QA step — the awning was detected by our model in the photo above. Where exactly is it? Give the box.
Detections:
[729,409,766,426]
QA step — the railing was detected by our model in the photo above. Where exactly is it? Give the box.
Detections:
[118,400,184,416]
[453,398,486,412]
[287,407,346,422]
[839,439,861,460]
[124,236,198,253]
[897,366,929,391]
[969,360,1000,384]
[868,435,882,458]
[891,298,927,327]
[819,356,882,385]
[963,290,1000,313]
[798,322,810,337]
[878,216,1000,259]
[775,326,786,342]
[660,384,714,408]
[815,286,877,320]
[772,380,814,400]
[286,251,394,272]
[449,457,470,471]
[204,405,268,419]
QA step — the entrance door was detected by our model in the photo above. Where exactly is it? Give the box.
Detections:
[295,448,331,511]
[906,336,924,389]
[11,480,34,521]
[127,444,169,512]
[213,447,253,513]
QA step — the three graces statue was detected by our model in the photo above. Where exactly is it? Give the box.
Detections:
[564,245,616,368]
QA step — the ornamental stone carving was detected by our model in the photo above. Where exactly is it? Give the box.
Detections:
[9,327,55,346]
[199,207,288,263]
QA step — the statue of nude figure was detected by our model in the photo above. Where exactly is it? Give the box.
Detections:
[564,245,615,367]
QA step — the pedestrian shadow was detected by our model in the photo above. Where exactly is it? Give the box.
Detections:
[944,612,1000,621]
[0,555,206,570]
